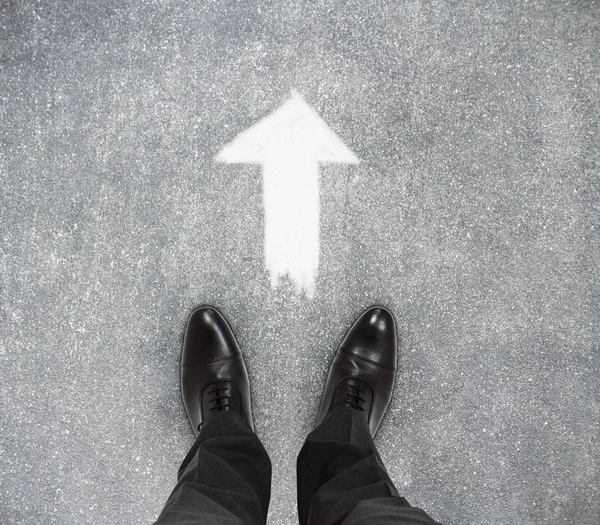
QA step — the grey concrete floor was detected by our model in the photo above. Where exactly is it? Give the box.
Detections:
[1,1,599,524]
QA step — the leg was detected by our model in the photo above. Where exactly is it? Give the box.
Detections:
[153,306,271,525]
[154,411,271,525]
[297,407,440,525]
[297,307,442,525]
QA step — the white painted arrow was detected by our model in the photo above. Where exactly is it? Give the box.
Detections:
[216,91,359,297]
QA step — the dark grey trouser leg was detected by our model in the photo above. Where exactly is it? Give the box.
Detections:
[153,411,272,525]
[297,407,442,525]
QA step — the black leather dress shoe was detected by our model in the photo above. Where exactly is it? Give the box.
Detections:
[316,306,397,436]
[181,306,253,437]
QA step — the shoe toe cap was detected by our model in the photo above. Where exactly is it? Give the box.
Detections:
[181,307,240,366]
[339,307,397,368]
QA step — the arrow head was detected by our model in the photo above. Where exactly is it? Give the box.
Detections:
[215,91,359,165]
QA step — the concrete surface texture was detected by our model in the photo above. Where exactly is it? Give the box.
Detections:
[1,1,598,524]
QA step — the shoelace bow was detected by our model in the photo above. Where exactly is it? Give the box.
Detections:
[208,382,233,412]
[344,382,366,411]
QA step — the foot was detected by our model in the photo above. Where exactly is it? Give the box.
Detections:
[316,306,397,436]
[181,306,253,436]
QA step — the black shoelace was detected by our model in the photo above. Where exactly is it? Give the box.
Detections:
[208,382,233,412]
[344,382,366,411]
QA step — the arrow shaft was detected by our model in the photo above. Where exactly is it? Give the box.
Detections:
[262,158,320,295]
